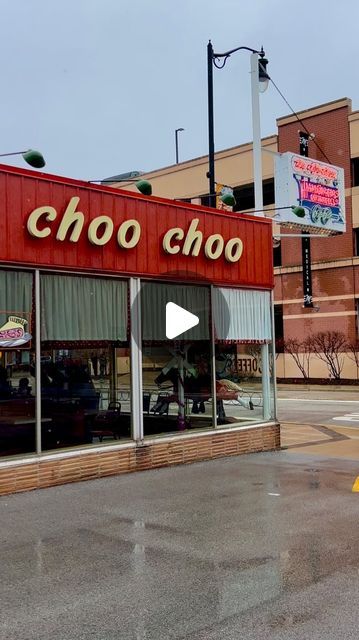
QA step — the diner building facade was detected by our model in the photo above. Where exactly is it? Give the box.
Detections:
[116,98,359,380]
[0,164,278,494]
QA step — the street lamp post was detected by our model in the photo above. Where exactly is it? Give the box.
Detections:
[207,41,269,212]
[0,149,45,168]
[175,128,184,164]
[207,41,271,421]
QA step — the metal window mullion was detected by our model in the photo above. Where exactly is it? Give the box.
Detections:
[270,290,278,421]
[261,343,271,421]
[210,286,217,429]
[130,278,143,441]
[35,270,41,454]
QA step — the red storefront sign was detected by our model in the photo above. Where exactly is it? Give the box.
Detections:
[0,165,273,288]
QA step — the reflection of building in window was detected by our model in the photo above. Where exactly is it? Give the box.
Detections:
[237,356,260,375]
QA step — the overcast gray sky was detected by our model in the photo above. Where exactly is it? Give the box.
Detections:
[1,0,358,181]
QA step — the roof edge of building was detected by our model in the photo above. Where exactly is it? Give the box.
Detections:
[115,134,278,184]
[277,97,352,126]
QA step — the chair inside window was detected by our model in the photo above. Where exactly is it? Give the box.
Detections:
[91,401,122,441]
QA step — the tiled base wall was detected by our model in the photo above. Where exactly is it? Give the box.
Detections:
[0,424,280,496]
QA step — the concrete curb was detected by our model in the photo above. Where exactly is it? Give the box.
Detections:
[277,384,359,392]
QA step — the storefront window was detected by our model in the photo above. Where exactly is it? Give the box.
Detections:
[141,282,214,436]
[40,274,131,450]
[0,269,275,457]
[212,287,274,426]
[215,344,263,424]
[0,269,36,457]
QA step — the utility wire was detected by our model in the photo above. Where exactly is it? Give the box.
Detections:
[269,76,332,165]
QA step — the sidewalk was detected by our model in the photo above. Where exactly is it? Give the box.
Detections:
[276,384,359,401]
[277,383,359,392]
[281,421,359,460]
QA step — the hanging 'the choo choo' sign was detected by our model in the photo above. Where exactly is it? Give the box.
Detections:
[274,152,346,235]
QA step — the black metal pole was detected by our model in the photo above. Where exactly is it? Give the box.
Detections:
[299,131,314,308]
[207,41,216,208]
[175,130,179,164]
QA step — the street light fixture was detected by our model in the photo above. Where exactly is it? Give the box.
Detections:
[220,191,236,207]
[207,41,269,212]
[175,128,184,164]
[0,149,46,168]
[90,177,152,196]
[133,179,152,195]
[258,53,270,92]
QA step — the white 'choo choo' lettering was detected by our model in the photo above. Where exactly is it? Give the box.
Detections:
[26,197,141,250]
[27,200,243,263]
[163,218,243,263]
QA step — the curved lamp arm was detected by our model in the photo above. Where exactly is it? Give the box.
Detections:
[0,149,45,168]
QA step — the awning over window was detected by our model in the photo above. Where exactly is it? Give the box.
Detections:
[212,287,271,342]
[41,274,128,341]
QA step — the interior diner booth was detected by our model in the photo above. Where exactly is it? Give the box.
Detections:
[0,164,279,493]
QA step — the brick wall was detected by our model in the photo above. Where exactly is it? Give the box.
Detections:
[277,265,357,342]
[282,311,356,343]
[0,424,280,496]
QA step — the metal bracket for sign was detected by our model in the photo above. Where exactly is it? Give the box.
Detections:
[262,148,282,156]
[273,233,329,238]
[304,304,320,311]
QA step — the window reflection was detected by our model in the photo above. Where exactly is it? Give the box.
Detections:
[143,342,214,436]
[0,352,37,456]
[141,282,214,437]
[0,269,275,458]
[40,274,131,451]
[0,269,36,457]
[40,346,132,449]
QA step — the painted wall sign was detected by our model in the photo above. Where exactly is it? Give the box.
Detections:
[0,165,273,289]
[274,152,346,235]
[0,316,32,347]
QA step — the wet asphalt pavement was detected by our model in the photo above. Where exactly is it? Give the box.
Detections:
[1,451,359,639]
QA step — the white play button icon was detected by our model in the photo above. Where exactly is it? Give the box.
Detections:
[166,302,199,339]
